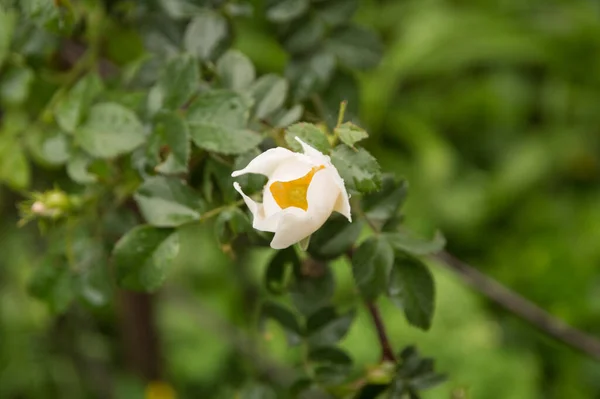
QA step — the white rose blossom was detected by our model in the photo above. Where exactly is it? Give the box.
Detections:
[231,137,352,249]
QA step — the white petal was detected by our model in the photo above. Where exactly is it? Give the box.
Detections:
[295,137,331,165]
[231,147,296,178]
[233,182,279,232]
[328,166,352,222]
[270,169,338,249]
[262,182,281,218]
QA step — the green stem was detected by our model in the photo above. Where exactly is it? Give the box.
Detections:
[198,199,246,223]
[336,100,348,128]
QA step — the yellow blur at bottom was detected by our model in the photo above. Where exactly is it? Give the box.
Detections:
[145,381,176,399]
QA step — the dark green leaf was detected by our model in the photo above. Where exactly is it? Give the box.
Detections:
[266,0,309,23]
[286,51,335,102]
[309,346,353,384]
[0,66,34,106]
[113,225,179,292]
[134,176,204,227]
[54,73,103,133]
[325,25,383,70]
[306,306,355,347]
[330,145,381,193]
[213,207,252,245]
[187,90,262,154]
[183,10,228,60]
[352,236,394,301]
[284,17,326,54]
[261,301,303,345]
[308,215,362,260]
[153,111,190,174]
[272,104,303,128]
[316,0,358,27]
[77,102,145,159]
[336,122,368,148]
[248,74,288,120]
[290,260,335,316]
[285,122,331,153]
[239,383,278,399]
[354,384,389,399]
[0,9,16,68]
[264,247,298,295]
[383,231,446,256]
[216,50,256,91]
[362,176,408,223]
[28,258,76,314]
[147,53,199,114]
[388,257,435,330]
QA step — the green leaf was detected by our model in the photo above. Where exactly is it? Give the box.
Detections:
[216,50,256,91]
[187,90,262,155]
[266,0,309,23]
[77,102,145,159]
[285,123,331,153]
[54,73,103,133]
[336,122,368,148]
[0,9,16,68]
[214,207,252,245]
[284,17,326,54]
[290,260,335,316]
[309,346,353,384]
[286,51,335,102]
[306,307,355,347]
[147,54,199,114]
[315,0,358,27]
[352,236,394,301]
[183,10,228,61]
[28,259,76,314]
[272,104,303,128]
[0,135,30,190]
[134,176,204,227]
[41,130,71,165]
[239,383,278,399]
[383,231,446,256]
[308,215,362,261]
[264,247,298,295]
[388,257,435,330]
[330,145,381,193]
[248,74,288,120]
[66,151,97,184]
[362,176,408,223]
[113,225,180,292]
[325,25,383,70]
[261,301,303,345]
[0,66,34,106]
[153,111,190,174]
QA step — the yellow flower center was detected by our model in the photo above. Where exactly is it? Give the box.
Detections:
[269,166,325,211]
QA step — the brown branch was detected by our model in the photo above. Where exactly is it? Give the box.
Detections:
[435,250,600,361]
[366,302,396,362]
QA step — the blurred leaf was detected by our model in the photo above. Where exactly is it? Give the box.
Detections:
[388,257,435,330]
[0,9,16,68]
[308,215,363,260]
[216,50,256,91]
[41,130,70,165]
[153,111,190,174]
[28,258,76,314]
[383,231,445,256]
[284,17,326,54]
[306,306,355,347]
[331,145,381,193]
[354,384,389,399]
[54,73,103,133]
[239,383,278,399]
[290,259,335,316]
[0,66,34,106]
[266,0,309,23]
[21,0,75,34]
[66,151,97,184]
[113,225,179,292]
[261,300,303,345]
[77,102,145,159]
[134,176,203,227]
[183,10,228,61]
[187,90,262,154]
[248,74,288,120]
[316,0,358,27]
[272,104,303,128]
[309,346,353,384]
[285,122,330,153]
[264,247,298,295]
[325,25,383,70]
[352,236,394,301]
[336,122,368,148]
[362,176,408,223]
[322,71,359,128]
[0,135,30,190]
[147,53,199,114]
[286,51,335,101]
[214,207,252,245]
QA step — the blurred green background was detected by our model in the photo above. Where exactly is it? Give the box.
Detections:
[3,0,600,398]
